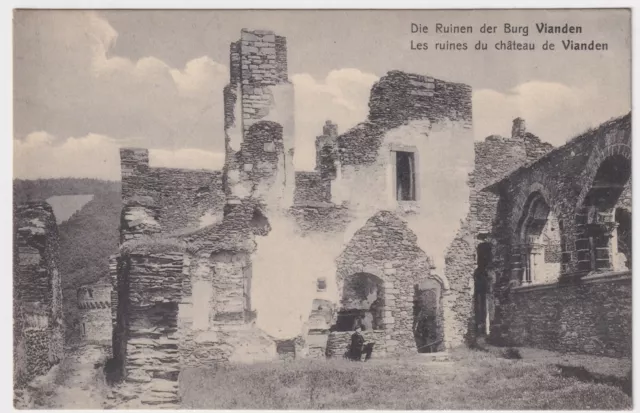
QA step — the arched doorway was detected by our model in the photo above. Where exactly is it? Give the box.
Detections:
[332,272,384,332]
[580,155,631,272]
[413,278,444,352]
[517,192,561,284]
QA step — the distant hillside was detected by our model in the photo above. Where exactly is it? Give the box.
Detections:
[59,191,121,341]
[13,178,120,203]
[47,194,95,224]
[13,178,122,342]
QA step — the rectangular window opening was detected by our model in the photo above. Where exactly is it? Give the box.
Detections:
[396,151,416,201]
[316,277,327,292]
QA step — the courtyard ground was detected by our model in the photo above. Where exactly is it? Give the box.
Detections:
[14,343,111,409]
[14,344,632,410]
[180,347,632,410]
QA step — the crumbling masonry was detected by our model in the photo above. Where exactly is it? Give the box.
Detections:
[473,115,631,358]
[109,29,476,405]
[108,28,631,406]
[13,202,64,387]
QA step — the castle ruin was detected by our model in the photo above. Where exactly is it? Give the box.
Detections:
[99,28,631,407]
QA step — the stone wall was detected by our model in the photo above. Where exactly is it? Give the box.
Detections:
[335,211,438,355]
[293,172,331,205]
[119,148,225,241]
[77,279,112,344]
[326,330,386,358]
[175,200,279,367]
[484,113,631,279]
[496,272,631,358]
[442,222,476,347]
[481,113,632,357]
[332,74,473,350]
[336,71,472,167]
[14,202,64,386]
[112,249,185,408]
[304,299,335,358]
[472,119,554,237]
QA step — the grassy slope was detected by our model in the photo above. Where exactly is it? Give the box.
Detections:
[180,350,632,410]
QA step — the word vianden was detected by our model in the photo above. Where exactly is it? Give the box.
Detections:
[411,22,584,36]
[411,39,609,51]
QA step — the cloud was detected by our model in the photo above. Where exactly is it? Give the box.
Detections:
[14,11,377,177]
[14,132,224,180]
[292,69,378,170]
[14,11,229,153]
[473,81,629,145]
[14,132,122,180]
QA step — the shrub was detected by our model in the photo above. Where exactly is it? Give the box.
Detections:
[503,347,522,360]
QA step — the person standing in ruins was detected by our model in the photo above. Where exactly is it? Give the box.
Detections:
[348,326,365,361]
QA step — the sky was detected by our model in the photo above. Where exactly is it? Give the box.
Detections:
[13,9,631,180]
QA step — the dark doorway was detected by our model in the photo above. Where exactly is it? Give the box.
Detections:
[413,279,443,353]
[474,242,492,336]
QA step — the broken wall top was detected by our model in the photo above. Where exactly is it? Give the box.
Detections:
[337,70,473,166]
[482,113,631,196]
[119,148,225,236]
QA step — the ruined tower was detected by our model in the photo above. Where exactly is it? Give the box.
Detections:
[223,29,295,210]
[77,279,112,344]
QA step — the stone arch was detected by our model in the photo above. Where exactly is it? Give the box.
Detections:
[332,211,437,355]
[574,152,631,272]
[575,143,631,209]
[513,191,563,284]
[511,182,560,237]
[333,272,385,332]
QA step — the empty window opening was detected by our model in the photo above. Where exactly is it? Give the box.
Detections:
[317,277,327,292]
[250,207,271,236]
[518,193,561,284]
[581,155,631,272]
[396,151,416,201]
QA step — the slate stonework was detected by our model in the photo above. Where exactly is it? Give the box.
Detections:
[13,202,64,387]
[480,114,632,358]
[335,211,440,355]
[77,278,112,344]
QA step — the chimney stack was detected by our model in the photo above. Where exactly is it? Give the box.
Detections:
[512,117,526,139]
[322,120,338,138]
